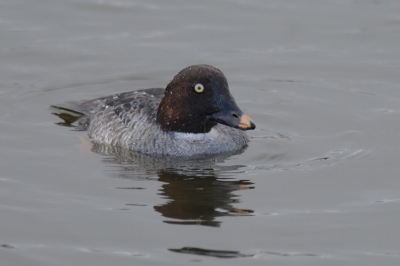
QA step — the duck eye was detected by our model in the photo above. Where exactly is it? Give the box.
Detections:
[194,83,204,93]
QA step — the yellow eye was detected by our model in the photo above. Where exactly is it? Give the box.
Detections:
[194,83,204,93]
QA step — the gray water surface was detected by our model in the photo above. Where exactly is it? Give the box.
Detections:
[1,1,400,265]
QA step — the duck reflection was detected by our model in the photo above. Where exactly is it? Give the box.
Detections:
[155,170,254,227]
[93,143,254,227]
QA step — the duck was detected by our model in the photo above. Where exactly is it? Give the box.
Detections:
[55,64,255,158]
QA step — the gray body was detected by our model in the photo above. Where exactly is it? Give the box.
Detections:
[67,88,248,158]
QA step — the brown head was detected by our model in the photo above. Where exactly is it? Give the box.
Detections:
[157,64,255,134]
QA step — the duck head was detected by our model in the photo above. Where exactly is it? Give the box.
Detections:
[157,64,255,134]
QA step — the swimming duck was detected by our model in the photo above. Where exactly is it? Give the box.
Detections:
[56,64,255,158]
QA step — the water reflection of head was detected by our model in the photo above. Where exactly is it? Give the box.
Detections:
[155,170,254,227]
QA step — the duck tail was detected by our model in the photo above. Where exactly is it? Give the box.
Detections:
[51,97,108,131]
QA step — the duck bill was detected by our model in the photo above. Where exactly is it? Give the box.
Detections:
[238,114,256,130]
[210,98,256,130]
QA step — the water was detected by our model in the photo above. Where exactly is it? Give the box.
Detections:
[1,0,400,265]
